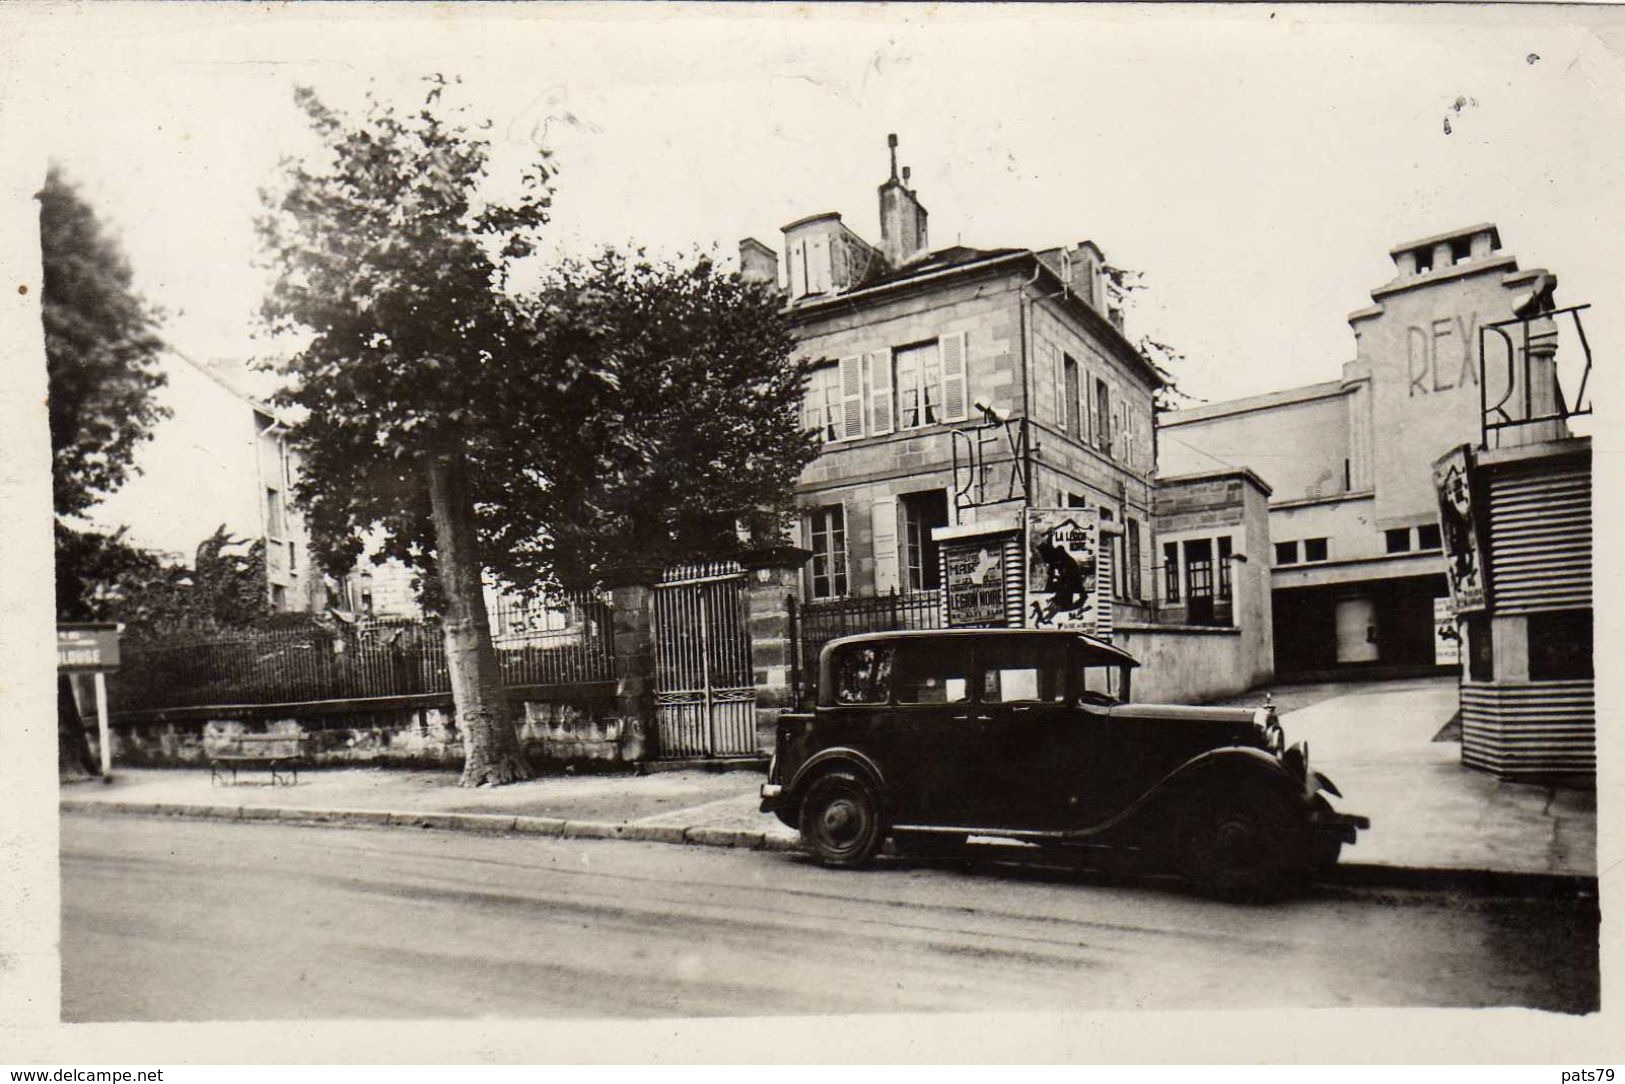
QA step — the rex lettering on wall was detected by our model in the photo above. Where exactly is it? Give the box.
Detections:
[1406,312,1480,397]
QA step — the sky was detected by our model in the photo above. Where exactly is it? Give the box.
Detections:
[6,3,1625,407]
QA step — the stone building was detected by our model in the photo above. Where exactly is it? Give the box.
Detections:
[738,139,1274,705]
[1158,224,1570,678]
[87,351,321,613]
[741,139,1161,611]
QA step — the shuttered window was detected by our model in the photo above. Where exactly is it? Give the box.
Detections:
[1064,355,1082,437]
[802,364,841,442]
[1049,339,1066,430]
[1094,378,1111,454]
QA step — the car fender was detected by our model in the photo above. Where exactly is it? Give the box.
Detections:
[785,747,888,810]
[1080,746,1308,843]
[1154,746,1306,805]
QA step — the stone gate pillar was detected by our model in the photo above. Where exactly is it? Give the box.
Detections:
[738,545,812,754]
[605,566,660,764]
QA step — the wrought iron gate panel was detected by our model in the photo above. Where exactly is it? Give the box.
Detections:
[652,564,756,758]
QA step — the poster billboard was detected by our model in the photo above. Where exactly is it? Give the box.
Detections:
[1432,445,1487,614]
[1024,507,1102,633]
[943,541,1008,627]
[1433,597,1461,666]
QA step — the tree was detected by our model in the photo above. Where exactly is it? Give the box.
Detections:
[258,79,556,787]
[40,165,168,519]
[481,249,818,591]
[260,83,818,787]
[55,524,274,638]
[40,165,168,776]
[1100,262,1200,412]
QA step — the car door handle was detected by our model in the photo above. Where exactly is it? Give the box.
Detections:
[951,714,994,722]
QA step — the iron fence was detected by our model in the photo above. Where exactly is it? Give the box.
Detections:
[111,594,615,714]
[795,589,943,679]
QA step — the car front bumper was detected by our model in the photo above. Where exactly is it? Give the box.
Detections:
[1307,807,1370,843]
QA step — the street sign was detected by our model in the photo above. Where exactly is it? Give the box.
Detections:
[57,623,121,672]
[57,623,121,782]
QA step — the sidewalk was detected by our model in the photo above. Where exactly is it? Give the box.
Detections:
[61,676,1598,888]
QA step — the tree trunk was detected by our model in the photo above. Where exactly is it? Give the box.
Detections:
[425,454,532,787]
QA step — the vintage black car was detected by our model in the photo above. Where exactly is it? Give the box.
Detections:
[760,628,1367,898]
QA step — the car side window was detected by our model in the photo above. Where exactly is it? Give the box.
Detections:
[892,640,971,704]
[979,638,1068,704]
[833,644,893,705]
[1078,663,1122,705]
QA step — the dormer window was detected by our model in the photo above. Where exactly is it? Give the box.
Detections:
[1414,247,1433,274]
[1451,237,1472,265]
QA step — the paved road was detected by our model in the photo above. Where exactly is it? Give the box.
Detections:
[61,813,1599,1021]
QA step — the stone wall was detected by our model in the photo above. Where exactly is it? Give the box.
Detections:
[96,685,629,770]
[1115,624,1256,705]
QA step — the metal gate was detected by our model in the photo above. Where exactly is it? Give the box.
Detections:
[652,561,757,758]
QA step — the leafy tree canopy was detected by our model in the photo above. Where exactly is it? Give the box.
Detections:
[40,165,169,518]
[262,81,817,598]
[485,249,818,590]
[1100,261,1200,412]
[55,525,276,639]
[259,78,558,585]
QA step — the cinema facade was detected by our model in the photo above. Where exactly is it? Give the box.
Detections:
[1159,223,1586,681]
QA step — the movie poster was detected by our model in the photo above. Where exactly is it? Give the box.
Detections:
[1433,597,1462,666]
[1432,445,1487,614]
[943,541,1008,627]
[1024,508,1102,633]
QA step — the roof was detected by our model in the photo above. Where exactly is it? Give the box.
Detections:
[820,627,1140,668]
[787,244,1163,389]
[1389,223,1501,257]
[862,244,1026,289]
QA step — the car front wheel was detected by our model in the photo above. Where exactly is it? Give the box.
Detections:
[1177,784,1301,901]
[798,771,885,868]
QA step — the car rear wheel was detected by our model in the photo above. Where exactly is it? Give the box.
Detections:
[1177,783,1300,902]
[799,771,885,868]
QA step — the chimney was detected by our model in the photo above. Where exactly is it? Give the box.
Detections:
[878,134,929,266]
[738,237,779,288]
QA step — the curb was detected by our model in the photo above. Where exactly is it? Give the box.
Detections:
[60,798,799,855]
[59,798,1595,895]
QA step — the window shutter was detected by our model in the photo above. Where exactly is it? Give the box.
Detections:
[839,356,864,440]
[941,331,969,422]
[1051,341,1067,431]
[871,495,899,594]
[866,351,893,435]
[1086,370,1099,443]
[808,235,830,294]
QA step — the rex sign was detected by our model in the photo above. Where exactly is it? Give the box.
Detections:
[1405,312,1479,398]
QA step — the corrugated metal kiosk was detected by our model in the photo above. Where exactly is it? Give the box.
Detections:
[1433,438,1594,781]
